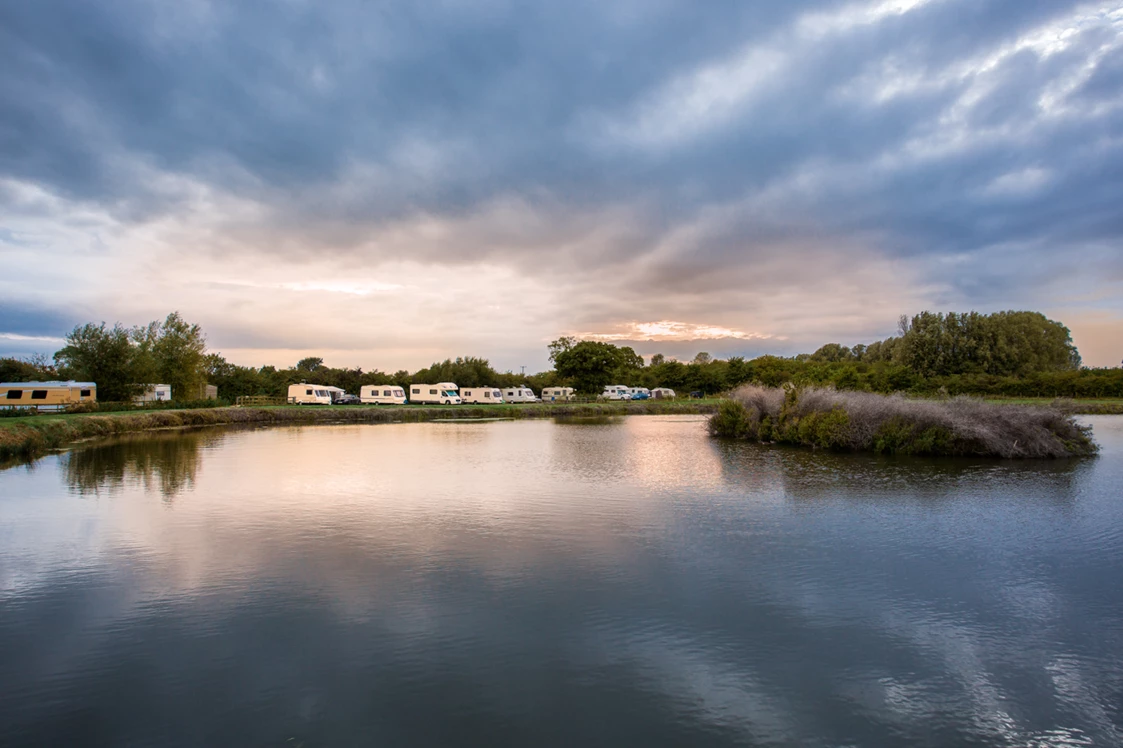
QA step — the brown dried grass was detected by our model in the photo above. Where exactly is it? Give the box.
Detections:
[715,384,1098,458]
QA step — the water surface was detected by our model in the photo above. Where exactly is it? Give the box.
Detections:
[2,416,1122,746]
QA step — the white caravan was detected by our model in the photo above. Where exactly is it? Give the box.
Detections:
[651,388,677,399]
[541,387,576,402]
[134,384,172,403]
[460,387,504,404]
[409,382,461,405]
[361,385,407,404]
[288,383,333,405]
[502,386,539,403]
[601,385,632,401]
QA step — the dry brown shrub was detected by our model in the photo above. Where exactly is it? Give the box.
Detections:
[725,385,1096,458]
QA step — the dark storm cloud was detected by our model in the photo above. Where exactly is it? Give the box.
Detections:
[2,0,1122,358]
[0,303,82,337]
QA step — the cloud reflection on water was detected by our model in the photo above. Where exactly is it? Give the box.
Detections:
[1,416,1121,745]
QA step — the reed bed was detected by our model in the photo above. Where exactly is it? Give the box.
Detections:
[709,385,1098,458]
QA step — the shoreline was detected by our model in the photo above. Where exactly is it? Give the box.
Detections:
[0,401,718,466]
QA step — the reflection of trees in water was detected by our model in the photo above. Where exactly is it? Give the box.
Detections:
[65,428,227,499]
[713,439,1091,505]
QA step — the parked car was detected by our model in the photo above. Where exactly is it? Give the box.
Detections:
[689,391,704,399]
[629,391,650,400]
[333,393,362,405]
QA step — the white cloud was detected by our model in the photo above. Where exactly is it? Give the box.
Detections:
[0,332,66,343]
[573,320,778,342]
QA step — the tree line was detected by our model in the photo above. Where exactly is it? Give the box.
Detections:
[1,309,1120,402]
[0,313,207,402]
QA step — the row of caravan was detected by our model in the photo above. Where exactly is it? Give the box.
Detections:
[286,382,577,405]
[600,386,676,400]
[287,382,676,405]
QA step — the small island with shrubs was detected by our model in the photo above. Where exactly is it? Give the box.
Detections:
[709,384,1098,458]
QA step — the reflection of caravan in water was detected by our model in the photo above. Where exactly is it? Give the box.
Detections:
[0,381,96,411]
[502,386,539,403]
[541,387,575,402]
[361,385,407,404]
[288,383,333,404]
[410,382,461,405]
[460,387,503,404]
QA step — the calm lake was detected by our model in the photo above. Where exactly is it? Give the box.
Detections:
[2,415,1122,747]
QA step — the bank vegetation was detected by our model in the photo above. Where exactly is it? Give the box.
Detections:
[0,400,717,465]
[709,385,1098,459]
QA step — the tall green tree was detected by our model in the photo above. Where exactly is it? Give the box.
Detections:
[810,343,853,363]
[552,341,638,393]
[151,312,208,400]
[54,322,148,401]
[897,310,1080,377]
[547,336,578,364]
[0,355,56,382]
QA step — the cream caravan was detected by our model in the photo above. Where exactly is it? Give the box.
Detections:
[601,385,631,401]
[460,387,503,404]
[541,387,575,402]
[0,381,96,411]
[134,384,172,403]
[361,385,407,404]
[288,383,333,404]
[410,382,461,405]
[502,386,539,403]
[651,388,677,399]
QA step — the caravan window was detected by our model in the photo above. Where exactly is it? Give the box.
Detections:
[430,389,437,395]
[5,390,22,399]
[383,390,391,397]
[80,389,91,397]
[484,392,490,398]
[306,389,313,396]
[31,390,48,400]
[412,388,420,394]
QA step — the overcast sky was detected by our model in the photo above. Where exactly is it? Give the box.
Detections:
[2,0,1121,372]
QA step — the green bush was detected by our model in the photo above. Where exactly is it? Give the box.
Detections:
[708,400,755,439]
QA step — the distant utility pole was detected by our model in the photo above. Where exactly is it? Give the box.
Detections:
[521,366,526,376]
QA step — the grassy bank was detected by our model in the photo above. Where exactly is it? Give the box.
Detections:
[710,385,1098,458]
[981,397,1123,415]
[0,400,718,464]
